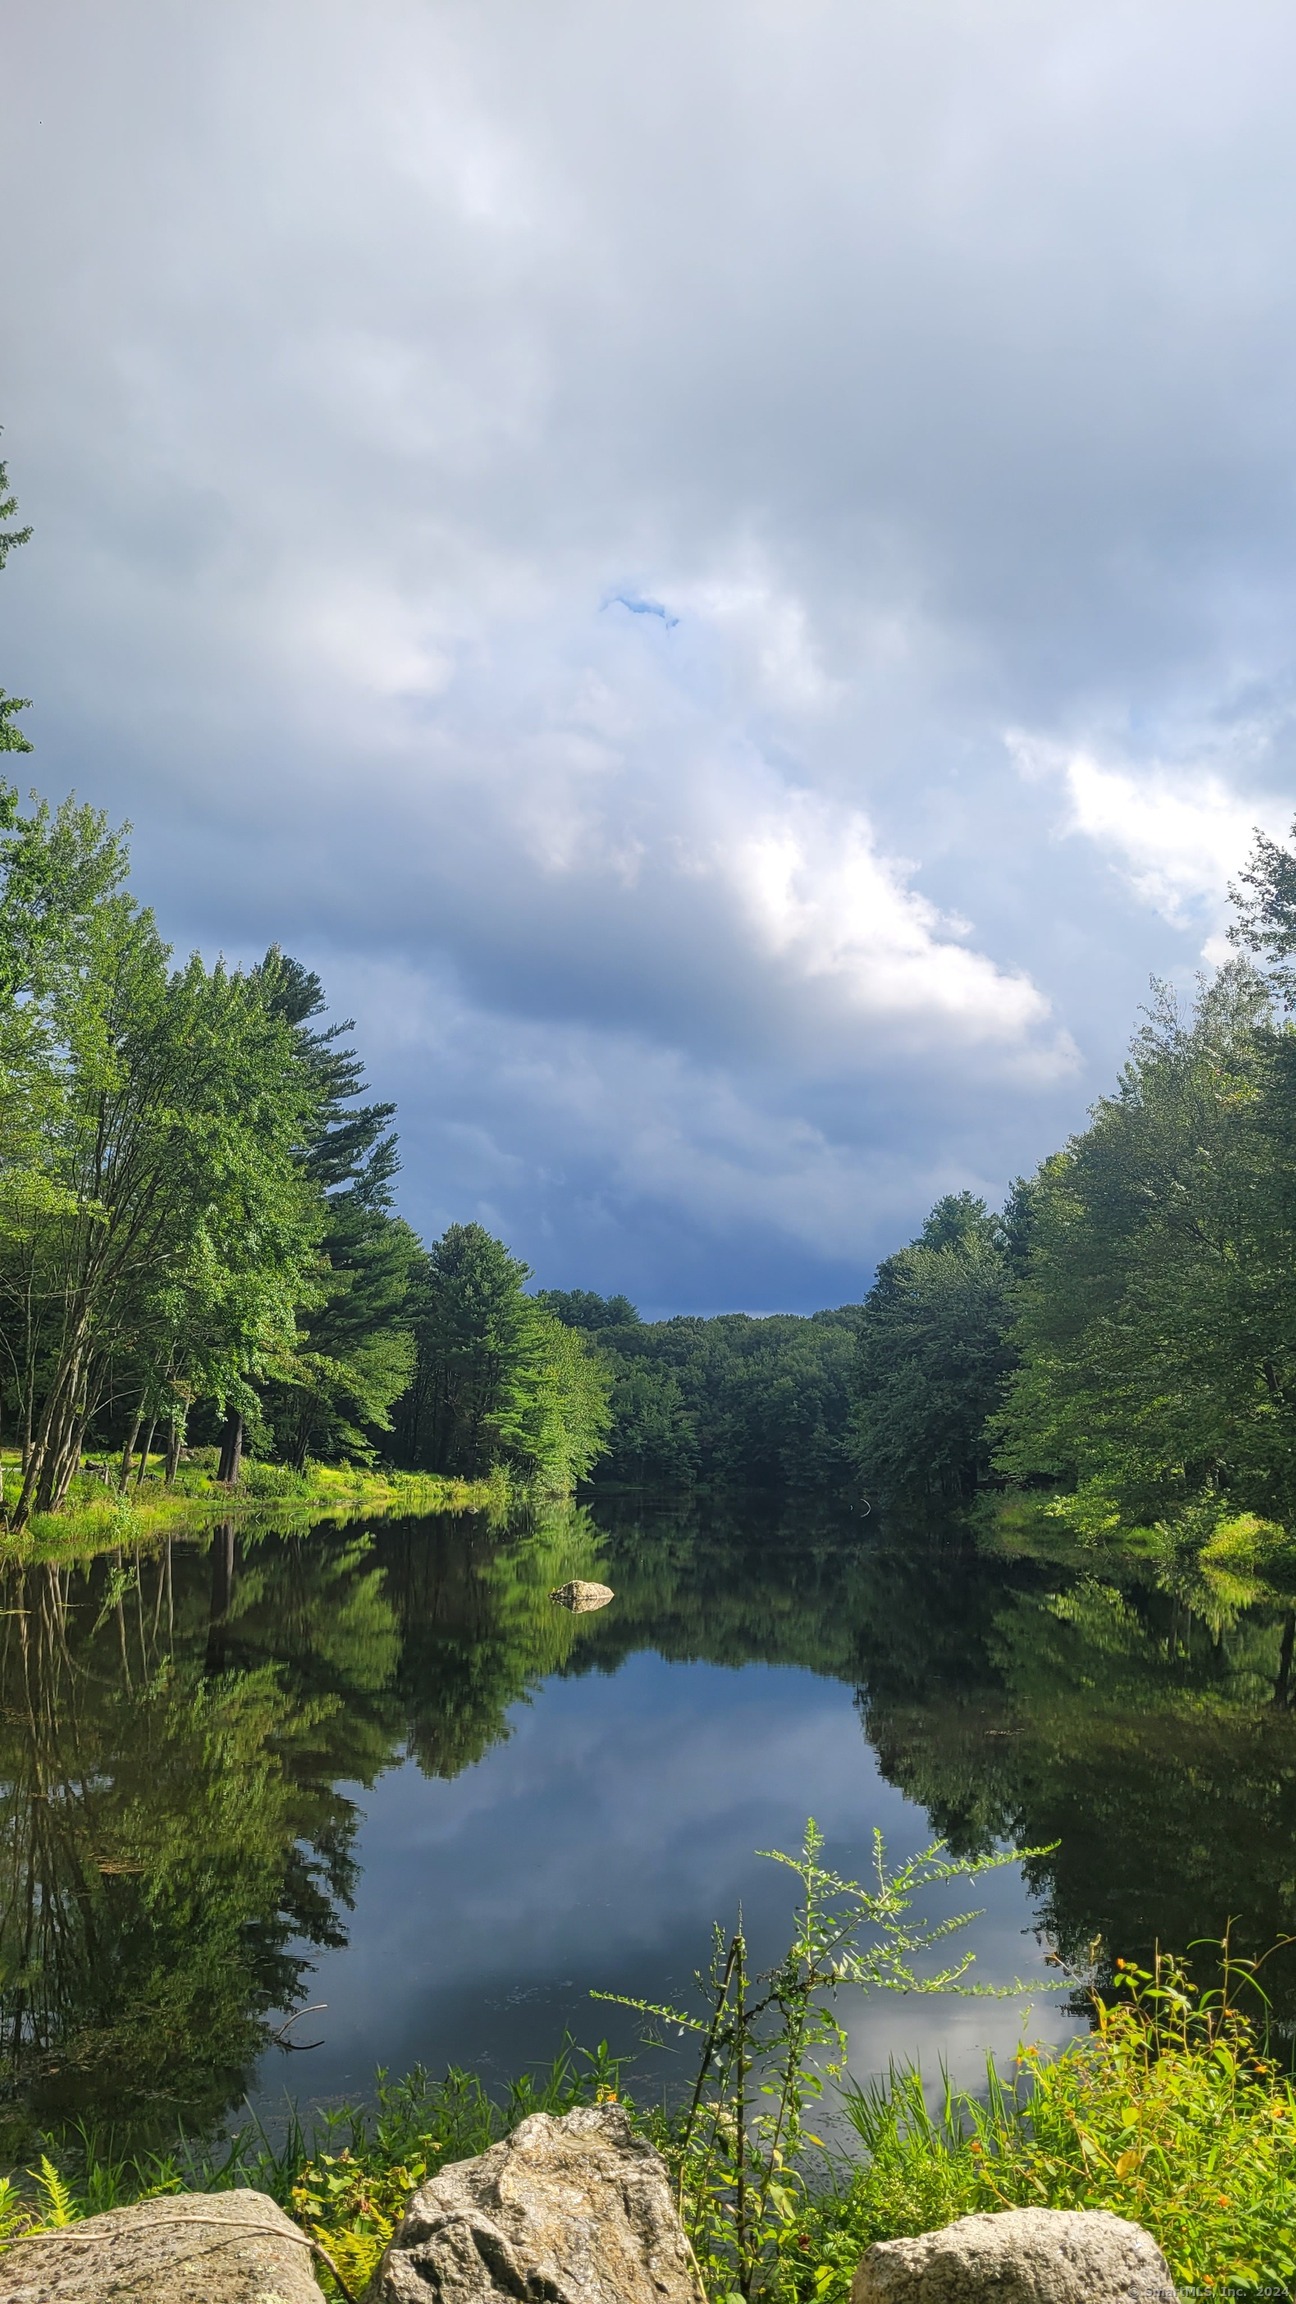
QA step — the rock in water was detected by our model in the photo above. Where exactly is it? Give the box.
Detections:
[374,2102,702,2304]
[0,2188,326,2304]
[853,2208,1177,2304]
[549,1580,614,1612]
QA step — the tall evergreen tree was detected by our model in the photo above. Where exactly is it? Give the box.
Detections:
[252,952,418,1468]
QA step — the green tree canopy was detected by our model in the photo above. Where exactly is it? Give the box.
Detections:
[539,1294,862,1489]
[396,1225,611,1489]
[993,963,1296,1537]
[849,1192,1018,1505]
[0,845,323,1523]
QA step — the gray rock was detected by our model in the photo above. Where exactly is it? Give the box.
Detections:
[373,2103,701,2304]
[549,1581,614,1613]
[0,2187,327,2304]
[852,2208,1177,2304]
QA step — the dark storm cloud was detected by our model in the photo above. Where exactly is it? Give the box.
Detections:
[3,0,1295,1302]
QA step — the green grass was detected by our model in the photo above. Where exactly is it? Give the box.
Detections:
[798,1954,1296,2301]
[0,1448,508,1562]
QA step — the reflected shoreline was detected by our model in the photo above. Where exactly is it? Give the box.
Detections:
[0,1492,1294,2158]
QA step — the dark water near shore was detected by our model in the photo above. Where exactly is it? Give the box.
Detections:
[2,1494,1295,2159]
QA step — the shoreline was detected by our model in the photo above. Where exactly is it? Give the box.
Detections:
[0,1456,509,1562]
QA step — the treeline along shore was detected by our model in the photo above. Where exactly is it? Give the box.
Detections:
[847,816,1296,1587]
[7,745,1296,1562]
[0,783,613,1531]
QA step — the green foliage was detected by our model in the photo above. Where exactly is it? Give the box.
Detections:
[0,764,595,1513]
[540,1293,862,1489]
[1230,810,1296,1009]
[255,952,419,1470]
[286,2045,625,2297]
[848,817,1296,1552]
[834,1952,1296,2296]
[0,695,32,756]
[0,451,31,571]
[850,1194,1019,1505]
[0,866,324,1522]
[605,1359,701,1483]
[398,1226,611,1491]
[0,444,33,755]
[993,963,1296,1541]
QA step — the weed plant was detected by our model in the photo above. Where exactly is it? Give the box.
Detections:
[597,1820,1048,2304]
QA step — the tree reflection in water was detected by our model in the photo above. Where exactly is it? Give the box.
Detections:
[1,1496,1295,2160]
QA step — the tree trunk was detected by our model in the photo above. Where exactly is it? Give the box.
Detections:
[217,1407,244,1487]
[290,1408,313,1474]
[118,1406,143,1494]
[164,1418,184,1487]
[41,1418,87,1513]
[14,1343,89,1528]
[133,1417,158,1491]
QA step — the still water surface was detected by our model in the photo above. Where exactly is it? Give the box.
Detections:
[2,1495,1295,2154]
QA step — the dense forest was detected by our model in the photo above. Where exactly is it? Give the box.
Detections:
[538,1294,862,1488]
[851,832,1296,1566]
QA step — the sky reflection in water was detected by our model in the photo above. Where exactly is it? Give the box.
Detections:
[281,1650,1073,2118]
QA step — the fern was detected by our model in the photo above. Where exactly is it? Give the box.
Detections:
[31,2155,78,2227]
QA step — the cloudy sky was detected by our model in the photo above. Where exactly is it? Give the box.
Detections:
[4,0,1296,1311]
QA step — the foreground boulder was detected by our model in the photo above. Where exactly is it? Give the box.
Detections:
[853,2208,1177,2304]
[374,2103,701,2304]
[549,1581,614,1612]
[0,2188,326,2304]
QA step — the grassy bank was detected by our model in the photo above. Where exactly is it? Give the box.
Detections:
[0,1822,1291,2299]
[1,1956,1291,2299]
[0,1449,507,1562]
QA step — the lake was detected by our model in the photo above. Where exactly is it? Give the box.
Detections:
[2,1492,1295,2160]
